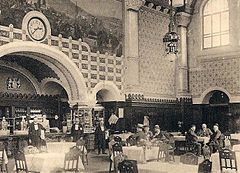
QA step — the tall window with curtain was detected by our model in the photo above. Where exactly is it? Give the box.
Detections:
[203,0,229,48]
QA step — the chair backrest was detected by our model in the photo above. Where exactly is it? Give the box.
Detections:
[76,139,86,154]
[126,135,137,146]
[64,146,80,171]
[14,151,28,172]
[114,136,122,143]
[198,159,212,173]
[180,152,198,165]
[0,146,4,166]
[118,160,138,173]
[219,148,238,171]
[224,132,231,140]
[112,143,123,157]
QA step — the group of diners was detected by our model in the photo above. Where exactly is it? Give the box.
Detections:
[186,123,223,156]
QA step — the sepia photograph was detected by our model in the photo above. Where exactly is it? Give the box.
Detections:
[0,0,239,172]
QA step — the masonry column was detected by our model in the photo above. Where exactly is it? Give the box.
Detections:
[176,12,191,97]
[124,0,144,92]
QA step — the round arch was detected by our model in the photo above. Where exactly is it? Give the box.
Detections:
[0,41,88,103]
[90,81,123,104]
[200,87,232,104]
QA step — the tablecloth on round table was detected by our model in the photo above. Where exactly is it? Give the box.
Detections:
[174,136,210,144]
[47,142,76,153]
[231,134,240,141]
[122,146,159,163]
[24,152,84,173]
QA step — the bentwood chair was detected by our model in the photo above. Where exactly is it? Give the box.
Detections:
[76,139,88,165]
[64,146,80,173]
[0,144,8,173]
[109,143,124,173]
[14,151,39,173]
[219,148,238,172]
[118,160,138,173]
[157,142,169,161]
[197,159,212,173]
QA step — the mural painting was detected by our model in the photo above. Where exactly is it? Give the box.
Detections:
[0,0,123,56]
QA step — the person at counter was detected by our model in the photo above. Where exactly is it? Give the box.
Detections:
[71,118,84,142]
[198,124,213,137]
[186,125,202,156]
[41,115,50,133]
[95,118,107,154]
[1,117,8,131]
[29,116,45,149]
[51,115,62,132]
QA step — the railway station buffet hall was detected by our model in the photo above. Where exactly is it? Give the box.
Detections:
[0,0,240,172]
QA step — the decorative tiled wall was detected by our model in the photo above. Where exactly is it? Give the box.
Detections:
[138,7,176,98]
[190,57,240,97]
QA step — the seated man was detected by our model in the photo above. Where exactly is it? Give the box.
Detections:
[198,123,213,137]
[152,125,167,142]
[209,124,222,154]
[132,124,146,142]
[186,125,202,156]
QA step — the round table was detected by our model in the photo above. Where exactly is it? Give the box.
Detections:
[47,142,76,153]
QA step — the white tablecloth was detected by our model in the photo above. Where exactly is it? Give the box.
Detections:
[24,152,84,173]
[211,150,240,173]
[231,134,240,141]
[174,136,210,144]
[122,146,159,163]
[0,149,8,171]
[47,142,76,153]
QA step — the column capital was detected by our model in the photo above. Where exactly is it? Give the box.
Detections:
[176,12,191,27]
[125,0,145,11]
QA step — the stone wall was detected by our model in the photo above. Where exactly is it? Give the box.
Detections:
[138,7,176,98]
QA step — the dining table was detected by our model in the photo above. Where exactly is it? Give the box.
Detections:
[47,142,76,153]
[122,146,159,163]
[0,149,8,171]
[25,152,85,173]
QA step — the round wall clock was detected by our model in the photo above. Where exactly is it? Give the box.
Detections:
[27,17,47,41]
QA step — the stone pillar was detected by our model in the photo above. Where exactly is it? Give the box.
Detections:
[176,12,191,98]
[124,0,145,92]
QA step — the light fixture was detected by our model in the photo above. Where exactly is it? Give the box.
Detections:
[163,0,180,54]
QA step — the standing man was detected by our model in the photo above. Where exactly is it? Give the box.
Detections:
[28,116,45,149]
[71,118,84,142]
[186,125,202,156]
[95,118,106,154]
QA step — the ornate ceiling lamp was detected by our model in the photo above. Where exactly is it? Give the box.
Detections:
[163,0,185,54]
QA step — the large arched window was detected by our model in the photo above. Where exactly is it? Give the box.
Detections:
[203,0,229,48]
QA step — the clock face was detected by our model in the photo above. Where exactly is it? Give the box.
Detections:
[27,17,46,41]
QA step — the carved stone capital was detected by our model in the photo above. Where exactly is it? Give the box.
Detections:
[176,12,191,27]
[125,0,145,11]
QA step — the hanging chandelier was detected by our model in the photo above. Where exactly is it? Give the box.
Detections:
[163,0,180,54]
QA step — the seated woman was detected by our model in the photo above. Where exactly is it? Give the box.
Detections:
[132,124,146,143]
[198,124,213,137]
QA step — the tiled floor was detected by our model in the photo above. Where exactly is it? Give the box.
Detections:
[6,151,204,173]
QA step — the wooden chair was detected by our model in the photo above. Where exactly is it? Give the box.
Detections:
[14,151,39,173]
[157,142,169,161]
[180,152,198,165]
[0,145,8,173]
[126,136,137,146]
[76,139,88,165]
[118,160,138,173]
[198,159,212,173]
[64,146,80,173]
[109,143,123,173]
[114,136,122,144]
[219,148,238,172]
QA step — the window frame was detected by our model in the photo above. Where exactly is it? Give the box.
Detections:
[202,0,230,49]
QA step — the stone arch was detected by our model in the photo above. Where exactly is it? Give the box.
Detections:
[200,87,231,104]
[90,81,123,104]
[0,41,88,104]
